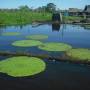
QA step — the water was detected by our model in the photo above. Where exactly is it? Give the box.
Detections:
[0,24,90,90]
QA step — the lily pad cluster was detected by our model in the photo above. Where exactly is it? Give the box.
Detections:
[0,56,46,77]
[12,40,43,47]
[38,42,72,51]
[26,34,48,40]
[2,32,20,36]
[67,48,90,61]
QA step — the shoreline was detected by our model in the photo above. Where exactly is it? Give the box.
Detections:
[0,51,90,65]
[0,21,90,26]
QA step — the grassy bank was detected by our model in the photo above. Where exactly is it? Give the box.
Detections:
[0,11,86,25]
[0,11,52,25]
[63,16,83,23]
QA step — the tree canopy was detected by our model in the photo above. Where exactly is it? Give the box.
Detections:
[19,5,30,11]
[46,3,56,13]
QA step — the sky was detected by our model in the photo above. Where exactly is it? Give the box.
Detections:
[0,0,90,9]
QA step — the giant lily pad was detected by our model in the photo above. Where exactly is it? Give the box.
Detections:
[2,32,20,36]
[12,40,43,47]
[66,48,90,61]
[26,34,48,40]
[0,56,46,77]
[38,42,72,51]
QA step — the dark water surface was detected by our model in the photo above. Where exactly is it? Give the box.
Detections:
[0,24,90,90]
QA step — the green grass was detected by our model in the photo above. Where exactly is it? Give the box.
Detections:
[0,56,46,77]
[0,11,52,25]
[12,40,43,47]
[38,42,72,51]
[2,32,20,36]
[26,34,48,40]
[66,48,90,61]
[63,16,83,22]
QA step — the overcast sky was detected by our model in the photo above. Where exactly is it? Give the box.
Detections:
[0,0,90,9]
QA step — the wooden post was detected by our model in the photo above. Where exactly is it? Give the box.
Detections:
[60,12,62,23]
[83,13,86,20]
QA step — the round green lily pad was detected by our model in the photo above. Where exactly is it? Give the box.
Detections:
[38,42,72,51]
[66,48,90,60]
[2,32,20,36]
[0,56,46,77]
[26,34,48,40]
[12,40,43,47]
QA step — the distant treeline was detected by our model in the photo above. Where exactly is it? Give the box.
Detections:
[0,3,57,13]
[0,3,57,25]
[0,3,84,25]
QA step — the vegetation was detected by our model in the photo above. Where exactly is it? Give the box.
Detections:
[0,3,85,25]
[66,48,90,61]
[12,40,43,47]
[2,32,20,36]
[0,3,57,25]
[63,16,83,23]
[38,42,72,51]
[0,56,46,77]
[26,34,48,40]
[0,11,51,25]
[46,3,56,13]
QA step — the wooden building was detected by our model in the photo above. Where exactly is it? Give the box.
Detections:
[83,5,90,18]
[83,5,90,22]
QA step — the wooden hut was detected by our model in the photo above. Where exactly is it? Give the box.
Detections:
[83,5,90,22]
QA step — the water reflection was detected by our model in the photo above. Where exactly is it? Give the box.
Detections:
[0,25,7,30]
[82,26,90,30]
[52,23,61,32]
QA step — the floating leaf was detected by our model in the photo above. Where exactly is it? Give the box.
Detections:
[0,56,46,77]
[12,40,43,47]
[66,48,90,60]
[38,42,72,51]
[2,32,20,36]
[26,34,48,40]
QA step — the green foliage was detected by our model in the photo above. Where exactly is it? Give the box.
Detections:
[19,5,30,11]
[0,11,51,25]
[67,48,90,61]
[38,42,72,51]
[63,16,83,22]
[46,3,56,13]
[0,56,46,77]
[12,40,43,47]
[26,34,48,40]
[2,32,20,36]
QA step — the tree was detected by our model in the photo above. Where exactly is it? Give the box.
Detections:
[19,5,30,11]
[35,6,46,13]
[46,3,56,13]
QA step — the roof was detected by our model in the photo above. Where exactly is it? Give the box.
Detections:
[84,5,90,12]
[68,8,82,12]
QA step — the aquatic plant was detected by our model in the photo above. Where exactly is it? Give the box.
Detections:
[66,48,90,61]
[2,32,20,36]
[26,34,48,40]
[12,40,43,47]
[0,56,46,77]
[84,25,90,29]
[38,42,72,51]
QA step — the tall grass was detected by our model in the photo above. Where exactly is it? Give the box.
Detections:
[0,11,52,25]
